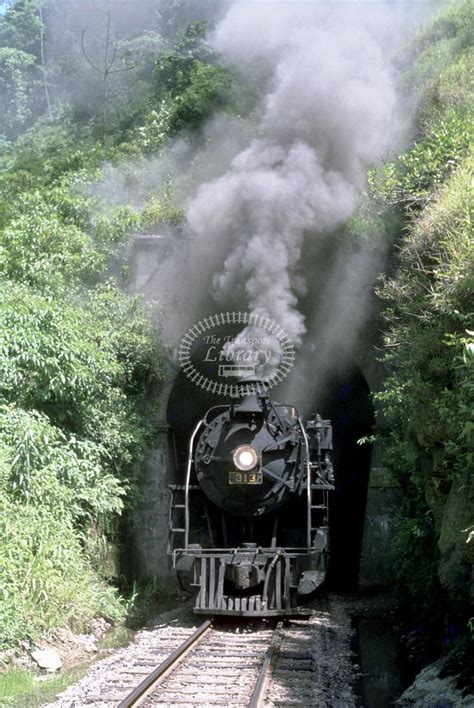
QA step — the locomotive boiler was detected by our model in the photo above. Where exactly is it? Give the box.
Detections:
[168,383,334,617]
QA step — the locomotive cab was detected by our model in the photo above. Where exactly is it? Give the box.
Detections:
[168,383,334,617]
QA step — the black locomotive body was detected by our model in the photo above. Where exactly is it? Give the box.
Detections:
[168,385,334,617]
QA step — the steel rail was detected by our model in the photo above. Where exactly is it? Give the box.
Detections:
[248,621,283,707]
[117,619,212,708]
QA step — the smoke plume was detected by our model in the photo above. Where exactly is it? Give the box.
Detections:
[89,1,442,398]
[178,1,410,384]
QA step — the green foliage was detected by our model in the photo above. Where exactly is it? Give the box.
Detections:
[404,0,473,98]
[1,119,103,187]
[0,0,42,58]
[140,181,185,230]
[135,100,173,151]
[0,0,48,140]
[367,0,474,607]
[155,0,225,41]
[375,158,473,475]
[0,270,164,648]
[168,61,233,132]
[0,0,243,654]
[1,282,115,424]
[0,667,75,706]
[0,47,39,139]
[85,283,166,399]
[437,331,474,472]
[0,91,168,651]
[153,21,235,137]
[0,193,102,288]
[0,496,124,650]
[368,110,472,208]
[417,0,474,56]
[0,278,164,646]
[392,514,439,601]
[154,21,214,97]
[0,404,124,520]
[421,47,474,119]
[371,0,473,212]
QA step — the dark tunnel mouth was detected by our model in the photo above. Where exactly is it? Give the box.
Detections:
[167,362,374,592]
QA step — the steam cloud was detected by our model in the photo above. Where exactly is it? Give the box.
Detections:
[87,0,441,399]
[181,2,408,385]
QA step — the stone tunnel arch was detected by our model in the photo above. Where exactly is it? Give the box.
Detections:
[130,235,402,592]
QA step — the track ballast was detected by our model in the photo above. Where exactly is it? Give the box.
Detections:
[46,601,356,707]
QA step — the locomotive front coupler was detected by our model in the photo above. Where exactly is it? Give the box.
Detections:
[225,560,265,590]
[224,542,267,590]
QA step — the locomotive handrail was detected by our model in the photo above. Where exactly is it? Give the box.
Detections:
[229,545,263,564]
[175,547,311,554]
[297,417,312,548]
[185,418,205,549]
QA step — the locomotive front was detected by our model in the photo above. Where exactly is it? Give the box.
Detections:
[195,390,303,517]
[168,384,334,617]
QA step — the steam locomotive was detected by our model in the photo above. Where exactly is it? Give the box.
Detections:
[168,383,334,617]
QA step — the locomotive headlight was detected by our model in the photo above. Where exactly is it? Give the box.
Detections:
[233,445,258,471]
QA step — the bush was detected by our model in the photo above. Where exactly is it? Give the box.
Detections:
[0,276,164,647]
[368,111,472,208]
[0,496,124,650]
[360,1,473,613]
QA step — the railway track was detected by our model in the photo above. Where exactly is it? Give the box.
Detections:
[47,601,356,707]
[114,615,349,707]
[117,619,280,707]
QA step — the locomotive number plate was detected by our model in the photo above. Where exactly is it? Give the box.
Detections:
[229,470,263,485]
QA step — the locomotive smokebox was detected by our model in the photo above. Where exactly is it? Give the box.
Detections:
[194,385,301,517]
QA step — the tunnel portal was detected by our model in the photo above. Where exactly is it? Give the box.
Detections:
[166,361,374,592]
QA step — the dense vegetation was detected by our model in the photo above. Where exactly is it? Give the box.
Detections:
[0,0,472,671]
[367,0,473,636]
[0,0,238,651]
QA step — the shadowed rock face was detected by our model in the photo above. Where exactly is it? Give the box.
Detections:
[437,469,474,604]
[359,469,403,589]
[397,656,473,707]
